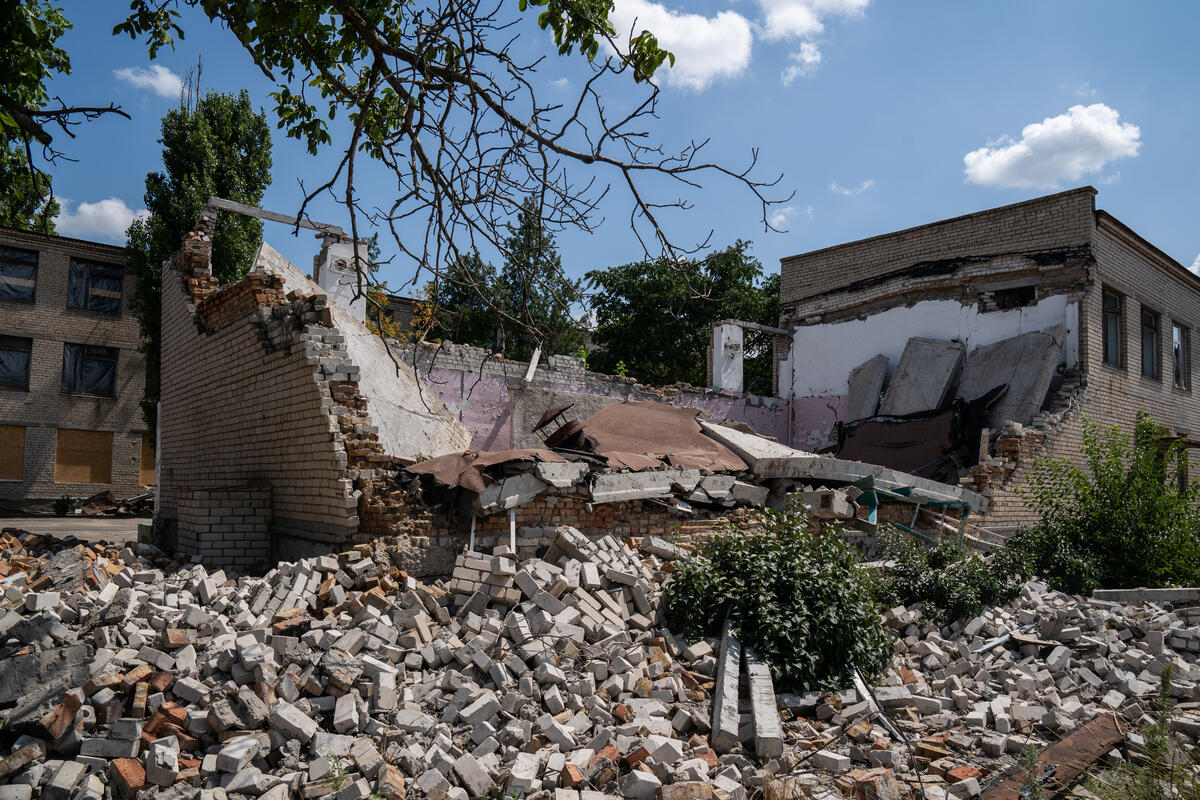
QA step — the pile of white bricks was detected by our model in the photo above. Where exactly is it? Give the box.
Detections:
[5,527,1200,800]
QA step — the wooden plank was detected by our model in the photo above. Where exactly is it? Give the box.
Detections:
[0,425,25,481]
[206,196,347,237]
[981,713,1127,800]
[55,429,113,484]
[139,434,156,487]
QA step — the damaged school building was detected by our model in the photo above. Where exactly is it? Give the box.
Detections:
[154,203,983,573]
[153,185,1198,568]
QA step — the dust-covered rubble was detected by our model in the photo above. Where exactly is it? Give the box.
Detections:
[3,526,1200,800]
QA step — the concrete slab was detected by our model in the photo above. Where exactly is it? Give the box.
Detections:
[474,472,547,514]
[710,619,742,753]
[956,325,1067,428]
[698,421,986,511]
[846,354,889,421]
[745,648,784,758]
[878,337,965,416]
[588,472,674,504]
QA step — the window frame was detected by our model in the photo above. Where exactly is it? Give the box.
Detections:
[1102,288,1124,368]
[1174,321,1192,391]
[0,335,32,391]
[66,258,124,315]
[1141,305,1161,381]
[60,343,119,398]
[0,247,38,304]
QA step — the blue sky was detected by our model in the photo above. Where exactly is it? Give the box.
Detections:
[43,1,1200,292]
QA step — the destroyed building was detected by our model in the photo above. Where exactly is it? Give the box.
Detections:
[154,203,982,572]
[777,186,1200,530]
[0,226,153,510]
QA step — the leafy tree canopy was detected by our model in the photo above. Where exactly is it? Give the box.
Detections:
[422,197,584,360]
[115,0,784,347]
[0,144,58,232]
[126,90,273,433]
[586,241,780,393]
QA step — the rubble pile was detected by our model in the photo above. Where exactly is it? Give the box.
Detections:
[768,581,1200,798]
[0,527,768,800]
[4,524,1200,800]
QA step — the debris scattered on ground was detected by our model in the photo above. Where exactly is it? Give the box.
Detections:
[0,525,1197,799]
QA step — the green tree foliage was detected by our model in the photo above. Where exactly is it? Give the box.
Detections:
[497,197,584,361]
[115,2,783,350]
[662,502,892,691]
[999,412,1200,595]
[1,1,129,206]
[423,200,584,360]
[876,530,1021,624]
[0,144,58,232]
[125,91,272,431]
[426,252,501,349]
[586,241,780,392]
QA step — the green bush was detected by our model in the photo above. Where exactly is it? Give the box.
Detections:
[1007,412,1200,594]
[877,529,1021,624]
[661,502,891,691]
[52,495,71,517]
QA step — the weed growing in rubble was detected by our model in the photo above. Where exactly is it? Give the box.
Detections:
[661,500,891,691]
[52,494,71,516]
[877,529,1022,624]
[1008,412,1200,595]
[323,754,350,791]
[1084,666,1200,800]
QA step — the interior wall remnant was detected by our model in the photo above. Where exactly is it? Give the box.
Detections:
[711,323,744,392]
[312,235,369,322]
[790,294,1079,400]
[395,340,790,451]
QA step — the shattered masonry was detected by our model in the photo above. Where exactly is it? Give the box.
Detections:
[779,186,1200,529]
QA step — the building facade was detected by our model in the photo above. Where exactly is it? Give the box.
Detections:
[0,226,152,510]
[778,187,1200,526]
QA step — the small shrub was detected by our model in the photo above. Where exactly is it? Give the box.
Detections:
[1007,412,1200,594]
[877,529,1021,624]
[661,501,891,691]
[52,495,72,517]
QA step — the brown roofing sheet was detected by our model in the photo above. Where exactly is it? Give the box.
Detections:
[405,448,564,493]
[580,401,747,472]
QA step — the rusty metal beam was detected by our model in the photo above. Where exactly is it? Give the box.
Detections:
[981,713,1128,800]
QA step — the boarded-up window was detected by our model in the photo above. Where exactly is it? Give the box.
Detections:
[55,429,112,483]
[140,434,156,486]
[0,426,25,481]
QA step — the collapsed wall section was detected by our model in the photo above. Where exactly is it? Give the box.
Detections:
[391,340,789,450]
[159,211,376,563]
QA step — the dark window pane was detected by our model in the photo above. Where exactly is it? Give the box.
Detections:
[67,259,123,313]
[67,262,86,309]
[1103,291,1122,366]
[81,356,116,396]
[61,343,81,392]
[1142,309,1159,379]
[0,248,37,303]
[62,343,117,397]
[0,336,31,390]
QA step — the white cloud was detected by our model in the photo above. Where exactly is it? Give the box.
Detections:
[756,0,869,41]
[781,42,822,85]
[963,103,1141,189]
[55,197,150,242]
[1191,254,1200,276]
[549,77,572,90]
[610,0,753,91]
[830,178,875,196]
[768,203,813,229]
[114,65,183,99]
